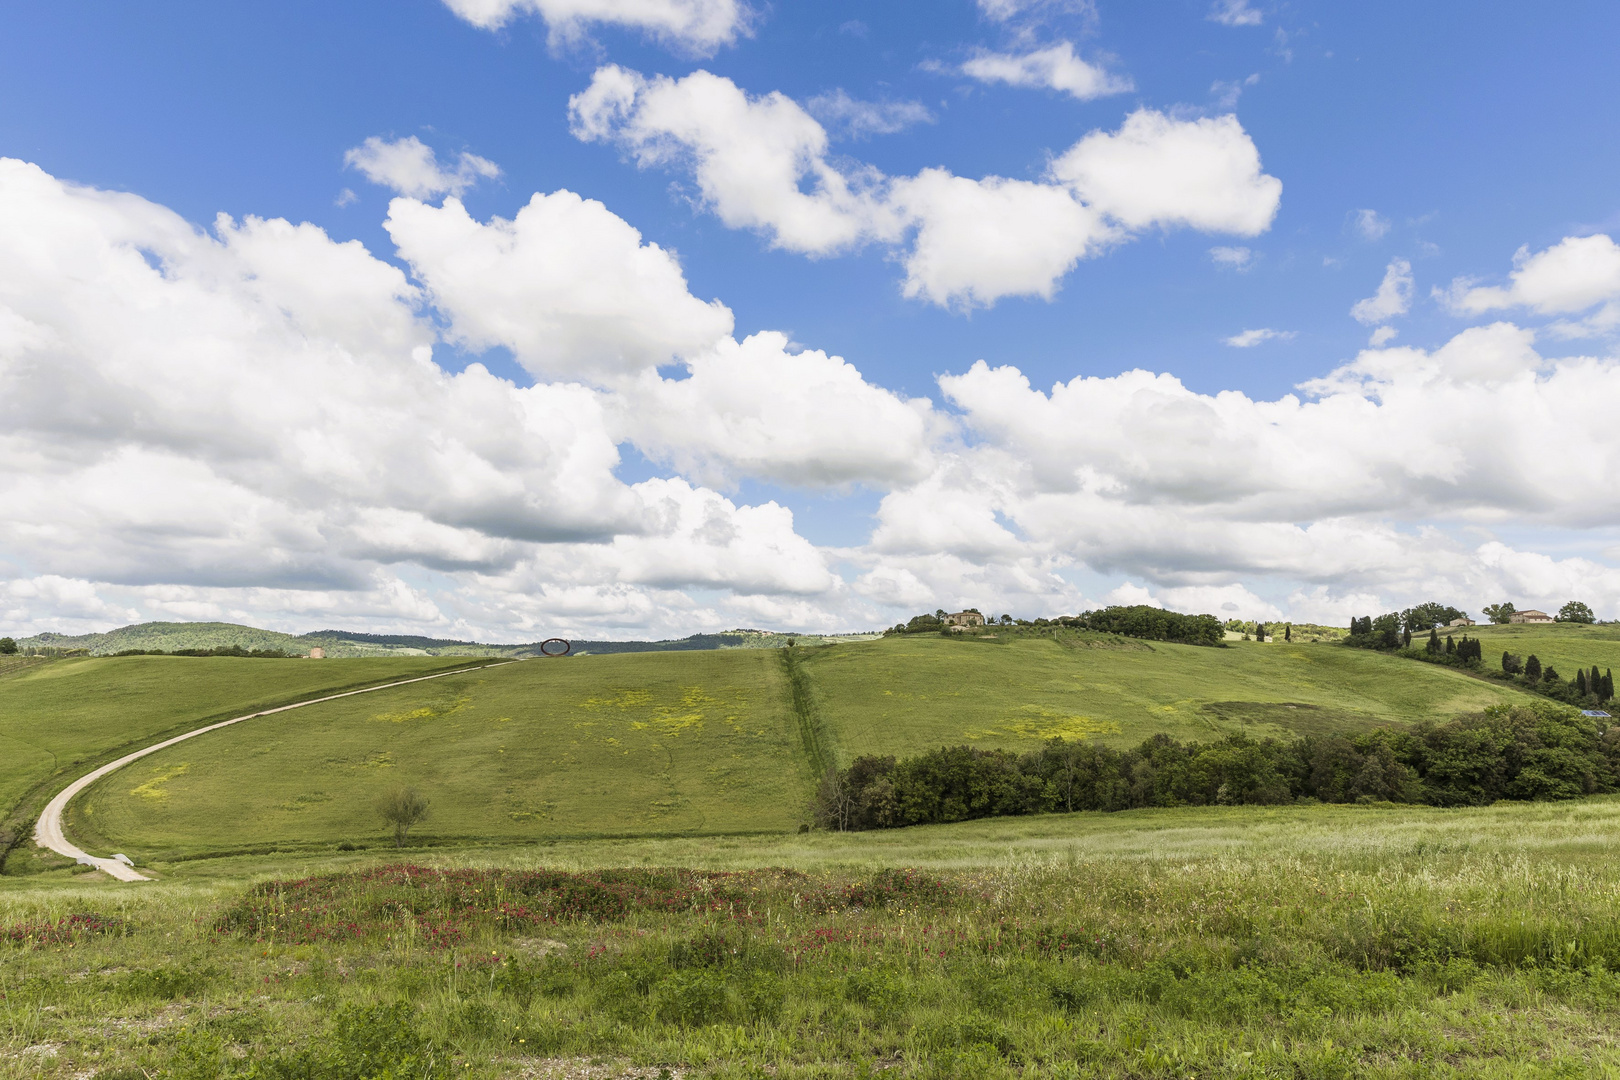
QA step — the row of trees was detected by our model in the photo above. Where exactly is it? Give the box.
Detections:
[813,704,1619,830]
[1499,653,1614,704]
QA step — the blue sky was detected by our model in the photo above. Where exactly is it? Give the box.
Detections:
[2,1,1619,637]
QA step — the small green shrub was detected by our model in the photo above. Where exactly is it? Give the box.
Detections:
[119,964,214,1000]
[654,968,729,1026]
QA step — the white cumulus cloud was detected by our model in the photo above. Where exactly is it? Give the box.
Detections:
[384,188,734,380]
[805,90,933,140]
[1440,234,1620,337]
[571,66,1282,309]
[1208,0,1263,26]
[344,136,501,200]
[440,0,749,53]
[1350,257,1413,325]
[960,42,1132,100]
[1224,328,1293,347]
[1352,208,1390,241]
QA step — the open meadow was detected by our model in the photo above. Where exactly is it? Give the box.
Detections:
[73,649,811,861]
[5,800,1620,1078]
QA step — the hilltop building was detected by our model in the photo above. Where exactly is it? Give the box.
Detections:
[1509,609,1553,624]
[307,647,325,659]
[1448,617,1476,627]
[942,611,986,630]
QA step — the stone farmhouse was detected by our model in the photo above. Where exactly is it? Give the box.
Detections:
[1509,609,1554,624]
[1448,617,1476,627]
[942,611,986,630]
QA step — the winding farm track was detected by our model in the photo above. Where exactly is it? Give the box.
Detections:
[34,659,523,882]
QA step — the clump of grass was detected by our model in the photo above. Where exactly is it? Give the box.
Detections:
[1,910,126,947]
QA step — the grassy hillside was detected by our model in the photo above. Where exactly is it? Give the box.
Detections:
[72,634,1537,859]
[1458,621,1620,680]
[8,800,1620,1077]
[79,649,812,858]
[0,654,483,867]
[801,631,1527,764]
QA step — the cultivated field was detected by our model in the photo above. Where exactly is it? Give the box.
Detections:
[802,632,1526,763]
[4,799,1620,1078]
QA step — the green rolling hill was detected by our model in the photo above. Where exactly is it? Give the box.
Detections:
[46,627,1542,862]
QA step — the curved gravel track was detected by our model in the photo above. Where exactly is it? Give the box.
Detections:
[34,659,521,882]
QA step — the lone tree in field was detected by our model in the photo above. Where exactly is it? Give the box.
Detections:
[377,787,430,848]
[1482,602,1516,624]
[0,637,16,655]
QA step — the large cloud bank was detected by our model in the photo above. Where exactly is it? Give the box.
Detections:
[2,150,1619,639]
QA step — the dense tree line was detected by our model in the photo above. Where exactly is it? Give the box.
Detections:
[1073,606,1225,646]
[884,605,1223,646]
[813,704,1620,830]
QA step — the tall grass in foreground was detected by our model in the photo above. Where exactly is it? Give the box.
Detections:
[6,812,1620,1078]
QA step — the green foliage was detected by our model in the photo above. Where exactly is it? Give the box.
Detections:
[1483,602,1517,624]
[377,786,430,848]
[0,636,16,655]
[816,704,1618,829]
[1559,600,1597,624]
[1078,605,1225,645]
[1402,602,1466,631]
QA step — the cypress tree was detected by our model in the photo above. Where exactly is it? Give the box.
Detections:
[1593,666,1603,697]
[1256,622,1266,643]
[1428,629,1441,654]
[1402,627,1412,648]
[1525,654,1542,682]
[1445,635,1455,655]
[1577,669,1589,696]
[1285,624,1292,642]
[1604,670,1615,703]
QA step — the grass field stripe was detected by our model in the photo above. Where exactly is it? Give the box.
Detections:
[32,659,523,881]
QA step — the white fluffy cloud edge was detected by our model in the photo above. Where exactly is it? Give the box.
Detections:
[3,152,1620,641]
[568,65,1282,308]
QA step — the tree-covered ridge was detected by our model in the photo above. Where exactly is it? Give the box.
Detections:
[815,703,1617,830]
[885,605,1224,646]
